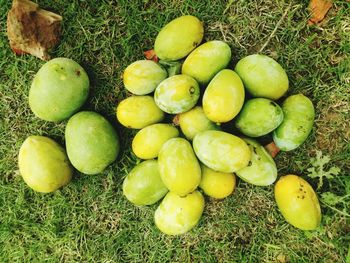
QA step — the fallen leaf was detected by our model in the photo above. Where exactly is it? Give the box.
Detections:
[143,49,158,62]
[308,0,333,25]
[264,142,280,158]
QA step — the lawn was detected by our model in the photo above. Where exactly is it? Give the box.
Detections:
[0,0,349,262]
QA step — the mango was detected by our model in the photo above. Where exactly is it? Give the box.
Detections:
[116,96,165,129]
[132,123,179,159]
[236,138,277,186]
[234,54,288,100]
[154,15,204,61]
[273,94,314,151]
[154,191,204,235]
[123,160,168,206]
[235,98,284,137]
[193,130,251,173]
[29,58,89,122]
[65,111,119,175]
[154,74,200,114]
[123,60,167,95]
[178,106,220,140]
[275,175,321,230]
[18,136,72,193]
[202,69,245,123]
[199,164,236,199]
[158,138,201,196]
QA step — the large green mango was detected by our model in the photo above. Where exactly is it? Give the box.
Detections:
[29,58,89,122]
[236,138,277,186]
[65,111,119,175]
[154,15,204,61]
[123,160,168,206]
[154,191,204,235]
[193,130,251,173]
[273,94,314,151]
[202,69,245,123]
[182,40,231,85]
[158,138,201,196]
[235,98,284,137]
[235,54,288,100]
[18,136,72,193]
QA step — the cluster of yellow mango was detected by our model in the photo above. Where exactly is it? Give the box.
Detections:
[118,15,321,235]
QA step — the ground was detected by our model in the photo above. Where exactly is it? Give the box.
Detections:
[0,0,349,262]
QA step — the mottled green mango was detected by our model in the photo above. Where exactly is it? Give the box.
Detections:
[154,15,204,61]
[273,94,314,151]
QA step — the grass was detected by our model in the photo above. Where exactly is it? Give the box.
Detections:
[0,0,349,262]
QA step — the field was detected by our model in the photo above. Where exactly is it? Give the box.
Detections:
[0,0,349,262]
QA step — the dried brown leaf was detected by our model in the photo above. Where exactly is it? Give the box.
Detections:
[308,0,333,25]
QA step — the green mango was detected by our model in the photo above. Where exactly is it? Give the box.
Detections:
[178,106,220,140]
[236,138,277,186]
[154,191,204,235]
[193,130,251,173]
[123,160,168,206]
[182,40,231,85]
[154,74,200,114]
[158,138,201,196]
[132,123,179,159]
[116,96,165,129]
[18,136,72,193]
[202,69,245,123]
[235,54,288,100]
[123,60,167,95]
[65,111,119,175]
[273,94,314,151]
[154,15,204,61]
[29,58,89,122]
[235,98,284,137]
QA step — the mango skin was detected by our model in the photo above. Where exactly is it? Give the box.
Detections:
[158,138,201,196]
[123,60,167,95]
[154,74,200,114]
[236,138,277,186]
[29,58,89,122]
[193,130,251,173]
[116,96,165,129]
[18,136,72,193]
[234,54,288,100]
[178,106,220,140]
[154,15,204,61]
[154,191,204,235]
[202,69,245,123]
[65,111,120,175]
[235,98,284,137]
[273,94,315,151]
[132,124,179,159]
[123,160,168,206]
[182,41,231,85]
[275,175,321,230]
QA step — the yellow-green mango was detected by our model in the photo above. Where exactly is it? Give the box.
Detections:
[275,175,321,230]
[193,130,251,173]
[65,111,120,175]
[235,98,284,137]
[155,191,204,235]
[273,94,315,151]
[154,74,200,114]
[236,138,277,186]
[18,136,72,193]
[202,69,245,123]
[123,60,167,95]
[123,160,168,206]
[116,96,165,129]
[158,138,201,196]
[182,40,231,85]
[234,54,288,100]
[178,106,220,140]
[132,123,179,159]
[154,15,204,61]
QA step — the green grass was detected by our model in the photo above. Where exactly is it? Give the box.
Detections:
[0,0,349,262]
